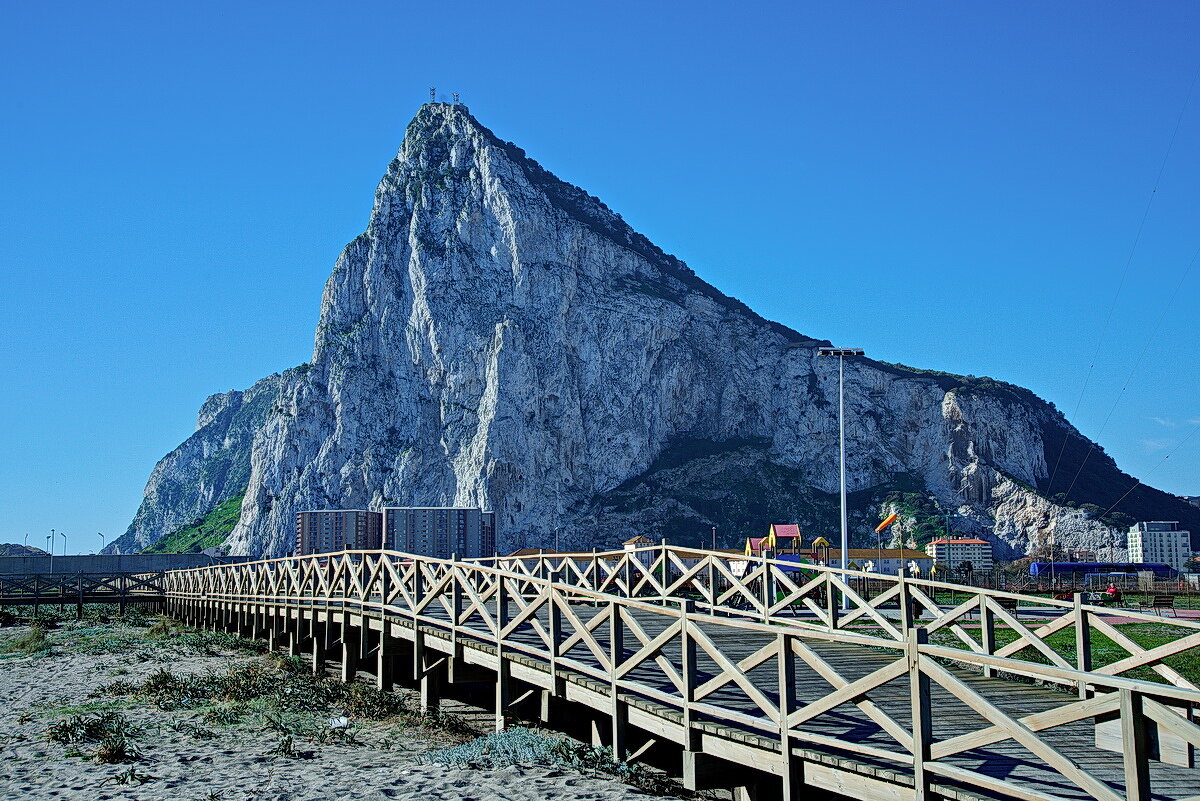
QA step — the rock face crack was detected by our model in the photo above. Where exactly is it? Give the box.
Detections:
[112,103,1200,557]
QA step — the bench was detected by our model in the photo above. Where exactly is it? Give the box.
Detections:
[995,596,1019,615]
[1149,595,1178,617]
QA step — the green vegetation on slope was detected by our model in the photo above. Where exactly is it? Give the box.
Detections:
[143,494,244,554]
[876,473,952,546]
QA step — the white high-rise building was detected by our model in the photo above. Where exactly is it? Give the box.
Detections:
[1128,522,1191,572]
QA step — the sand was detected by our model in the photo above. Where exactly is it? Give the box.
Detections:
[0,620,672,801]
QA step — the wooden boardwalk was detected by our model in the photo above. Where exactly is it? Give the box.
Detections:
[0,571,164,615]
[161,547,1200,801]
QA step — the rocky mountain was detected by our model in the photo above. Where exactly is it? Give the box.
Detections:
[110,103,1200,559]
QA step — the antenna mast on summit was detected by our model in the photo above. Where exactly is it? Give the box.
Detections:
[451,92,460,104]
[429,87,436,102]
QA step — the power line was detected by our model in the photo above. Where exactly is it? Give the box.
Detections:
[1046,62,1200,496]
[1099,425,1200,520]
[1062,243,1200,497]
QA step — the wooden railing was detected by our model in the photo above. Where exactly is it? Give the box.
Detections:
[0,571,165,612]
[165,548,1200,801]
[492,545,1200,691]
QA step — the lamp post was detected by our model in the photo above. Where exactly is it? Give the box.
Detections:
[818,346,864,609]
[47,532,54,574]
[98,532,105,553]
[58,531,67,556]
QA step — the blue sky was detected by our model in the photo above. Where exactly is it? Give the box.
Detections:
[1,1,1197,554]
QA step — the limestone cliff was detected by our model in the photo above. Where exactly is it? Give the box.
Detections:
[120,104,1200,558]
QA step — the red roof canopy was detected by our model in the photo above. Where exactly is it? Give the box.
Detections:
[928,538,989,545]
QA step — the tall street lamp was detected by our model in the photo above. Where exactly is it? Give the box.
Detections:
[818,346,865,609]
[98,532,105,553]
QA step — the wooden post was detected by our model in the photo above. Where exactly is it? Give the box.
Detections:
[777,631,802,800]
[907,627,931,801]
[897,570,912,633]
[415,629,440,713]
[609,600,627,760]
[310,619,326,675]
[660,538,670,595]
[980,595,996,678]
[1073,593,1092,699]
[411,559,425,626]
[495,573,510,731]
[450,554,462,663]
[706,557,717,613]
[376,632,394,691]
[1120,689,1151,801]
[546,580,561,688]
[75,573,83,620]
[824,572,839,631]
[679,599,699,750]
[762,558,775,623]
[378,554,389,615]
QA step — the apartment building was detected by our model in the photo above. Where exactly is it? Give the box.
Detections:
[1128,521,1191,572]
[383,507,496,559]
[294,510,383,555]
[924,538,994,572]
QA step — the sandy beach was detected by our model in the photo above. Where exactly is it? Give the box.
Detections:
[0,617,681,801]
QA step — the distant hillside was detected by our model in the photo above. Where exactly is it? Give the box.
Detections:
[0,543,49,556]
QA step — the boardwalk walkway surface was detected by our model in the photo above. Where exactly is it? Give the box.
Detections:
[148,548,1200,801]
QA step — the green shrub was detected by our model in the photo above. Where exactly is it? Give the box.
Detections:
[422,728,683,795]
[46,712,138,746]
[8,625,50,655]
[93,735,140,763]
[146,617,181,638]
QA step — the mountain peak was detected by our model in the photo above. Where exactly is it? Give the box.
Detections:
[388,104,812,344]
